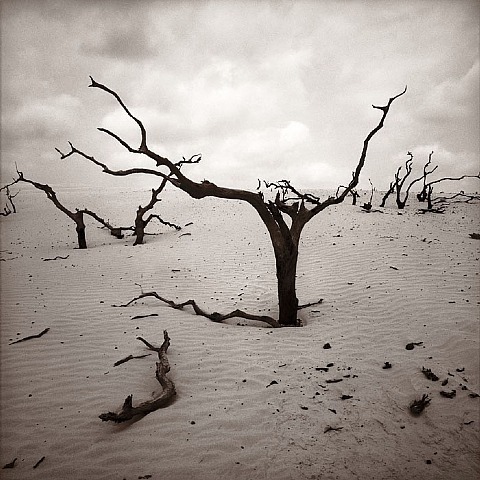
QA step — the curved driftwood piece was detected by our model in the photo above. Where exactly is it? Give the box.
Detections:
[99,331,175,423]
[113,291,282,328]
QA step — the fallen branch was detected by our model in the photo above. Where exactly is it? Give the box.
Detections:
[297,299,323,310]
[114,353,151,367]
[33,456,45,469]
[113,291,282,328]
[42,255,70,261]
[99,331,175,423]
[3,458,17,469]
[131,313,159,320]
[9,328,50,345]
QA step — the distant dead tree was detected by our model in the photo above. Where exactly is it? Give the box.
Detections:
[416,152,438,202]
[0,183,19,216]
[57,144,185,245]
[4,167,180,247]
[419,174,480,212]
[123,178,181,245]
[58,77,406,327]
[336,185,360,205]
[382,151,437,209]
[5,171,90,248]
[379,180,395,207]
[360,178,375,211]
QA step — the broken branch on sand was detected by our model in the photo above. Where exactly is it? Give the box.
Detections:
[99,331,175,423]
[42,255,70,261]
[113,291,282,328]
[113,353,151,367]
[297,299,323,310]
[9,328,50,345]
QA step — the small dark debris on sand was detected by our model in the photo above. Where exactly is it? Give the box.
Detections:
[406,342,423,350]
[422,367,439,381]
[324,426,343,433]
[440,390,456,398]
[33,456,45,469]
[410,394,431,415]
[382,362,392,369]
[3,458,17,469]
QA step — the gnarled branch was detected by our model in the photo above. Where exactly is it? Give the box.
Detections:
[113,291,282,328]
[99,331,175,423]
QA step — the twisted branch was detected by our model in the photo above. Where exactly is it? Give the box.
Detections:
[99,331,175,423]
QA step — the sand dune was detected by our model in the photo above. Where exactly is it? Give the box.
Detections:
[1,187,479,479]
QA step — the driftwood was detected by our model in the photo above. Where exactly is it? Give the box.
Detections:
[113,291,283,328]
[99,331,175,423]
[9,328,50,345]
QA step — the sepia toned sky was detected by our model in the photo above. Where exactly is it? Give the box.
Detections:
[1,0,479,192]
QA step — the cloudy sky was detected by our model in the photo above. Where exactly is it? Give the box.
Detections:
[1,0,479,193]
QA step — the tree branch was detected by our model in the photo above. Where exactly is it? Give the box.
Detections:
[113,291,282,328]
[99,331,175,423]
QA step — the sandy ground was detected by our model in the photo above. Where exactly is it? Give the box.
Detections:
[1,186,479,480]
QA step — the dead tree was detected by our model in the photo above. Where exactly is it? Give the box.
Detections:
[131,177,181,245]
[393,152,414,209]
[81,184,182,244]
[416,151,438,202]
[379,180,395,207]
[9,171,89,248]
[9,170,130,249]
[79,208,126,239]
[360,178,375,211]
[59,77,406,326]
[0,181,20,216]
[391,151,437,209]
[336,185,360,205]
[422,174,480,211]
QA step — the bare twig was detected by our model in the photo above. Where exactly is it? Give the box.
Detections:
[113,353,151,367]
[9,328,50,345]
[42,255,70,261]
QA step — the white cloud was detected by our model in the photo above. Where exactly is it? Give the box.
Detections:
[1,0,478,192]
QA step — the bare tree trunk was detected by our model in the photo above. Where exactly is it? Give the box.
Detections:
[275,247,299,326]
[75,212,87,249]
[133,209,146,245]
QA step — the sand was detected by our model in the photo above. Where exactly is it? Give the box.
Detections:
[1,186,479,480]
